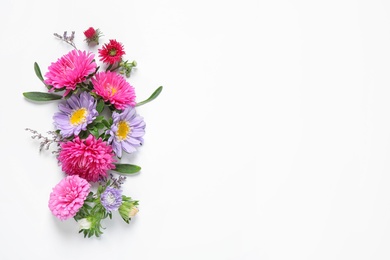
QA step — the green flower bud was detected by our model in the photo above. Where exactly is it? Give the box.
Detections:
[119,197,139,223]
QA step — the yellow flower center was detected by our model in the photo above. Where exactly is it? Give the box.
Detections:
[109,49,117,56]
[116,121,131,140]
[105,83,117,96]
[70,108,88,125]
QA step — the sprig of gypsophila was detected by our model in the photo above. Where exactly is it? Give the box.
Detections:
[54,31,77,50]
[25,128,63,153]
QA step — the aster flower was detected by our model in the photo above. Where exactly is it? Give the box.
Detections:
[48,175,91,221]
[53,91,98,138]
[91,71,136,110]
[106,106,145,158]
[84,27,102,45]
[44,50,97,96]
[98,39,125,64]
[58,135,116,182]
[100,187,123,212]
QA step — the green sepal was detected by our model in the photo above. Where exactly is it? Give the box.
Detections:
[34,62,44,82]
[113,163,141,174]
[23,91,62,101]
[136,86,163,107]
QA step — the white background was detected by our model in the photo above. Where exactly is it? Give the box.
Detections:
[1,0,390,259]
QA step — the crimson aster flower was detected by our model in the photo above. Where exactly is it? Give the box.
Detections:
[44,50,97,96]
[53,91,98,138]
[48,175,90,220]
[91,71,136,110]
[106,106,145,158]
[58,135,116,182]
[98,39,125,64]
[83,27,102,45]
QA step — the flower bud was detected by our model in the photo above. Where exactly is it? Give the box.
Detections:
[129,206,139,218]
[78,218,92,230]
[119,198,139,223]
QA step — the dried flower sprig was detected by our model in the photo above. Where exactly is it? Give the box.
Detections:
[54,31,77,49]
[25,128,62,153]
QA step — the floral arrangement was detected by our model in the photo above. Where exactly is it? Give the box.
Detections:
[23,27,162,238]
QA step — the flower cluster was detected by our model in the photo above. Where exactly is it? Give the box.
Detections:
[23,28,162,238]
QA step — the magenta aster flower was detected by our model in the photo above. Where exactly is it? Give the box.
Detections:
[53,91,98,138]
[91,71,136,110]
[84,27,102,45]
[48,175,90,220]
[106,106,145,158]
[58,135,116,182]
[44,50,97,96]
[98,39,125,64]
[100,187,122,212]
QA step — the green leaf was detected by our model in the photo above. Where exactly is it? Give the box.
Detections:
[23,91,62,101]
[113,163,141,174]
[89,127,99,138]
[136,86,163,107]
[102,119,111,128]
[95,123,105,130]
[34,62,44,82]
[96,99,105,113]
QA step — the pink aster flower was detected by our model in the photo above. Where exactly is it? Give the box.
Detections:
[98,39,125,64]
[58,135,116,182]
[48,175,90,220]
[91,71,136,110]
[44,50,97,96]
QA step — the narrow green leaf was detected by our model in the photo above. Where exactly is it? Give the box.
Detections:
[96,99,105,113]
[113,163,141,174]
[136,86,163,107]
[23,91,62,101]
[34,62,44,82]
[102,119,111,128]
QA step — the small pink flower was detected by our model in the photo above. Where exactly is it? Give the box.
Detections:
[44,50,97,96]
[48,175,90,220]
[98,39,125,64]
[58,135,116,182]
[91,71,136,110]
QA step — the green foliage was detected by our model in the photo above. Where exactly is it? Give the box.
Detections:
[113,163,141,174]
[136,86,163,107]
[23,92,62,101]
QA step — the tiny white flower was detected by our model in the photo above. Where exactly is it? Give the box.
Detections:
[78,218,92,230]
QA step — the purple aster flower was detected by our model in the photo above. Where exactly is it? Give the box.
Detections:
[106,106,145,158]
[53,92,98,138]
[101,187,123,212]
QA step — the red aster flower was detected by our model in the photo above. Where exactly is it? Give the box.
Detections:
[98,39,125,64]
[83,27,102,45]
[84,27,96,38]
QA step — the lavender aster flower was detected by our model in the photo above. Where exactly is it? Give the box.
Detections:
[106,106,145,158]
[101,187,123,212]
[53,92,98,138]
